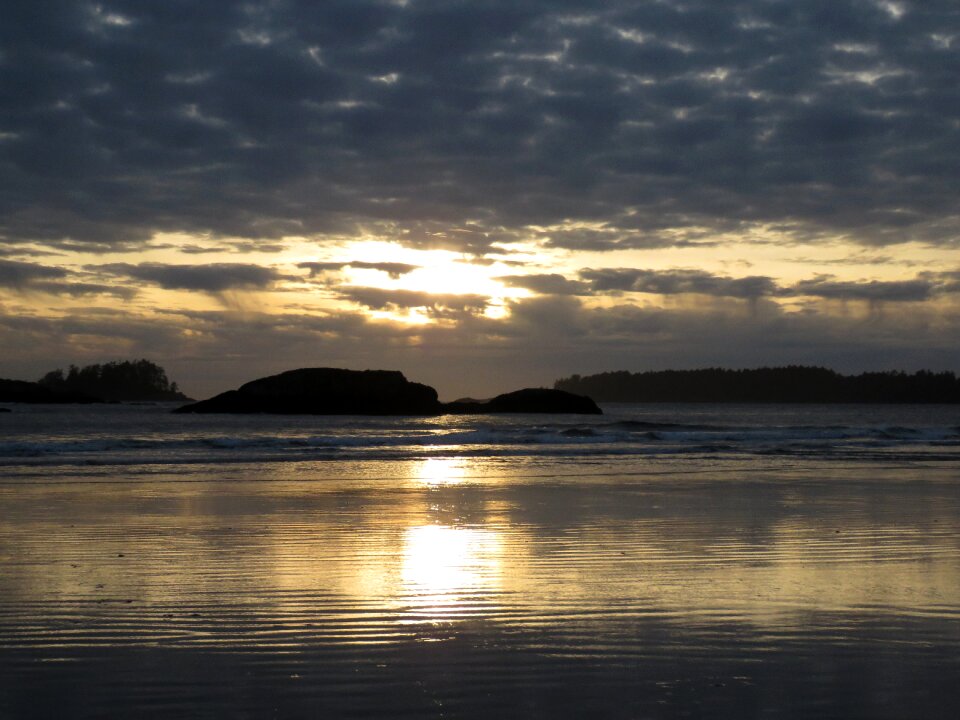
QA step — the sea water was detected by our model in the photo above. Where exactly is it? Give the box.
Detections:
[1,403,959,718]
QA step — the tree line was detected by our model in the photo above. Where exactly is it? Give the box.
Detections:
[38,359,189,402]
[554,366,960,403]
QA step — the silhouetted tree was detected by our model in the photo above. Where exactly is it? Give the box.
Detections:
[554,367,960,403]
[38,359,189,402]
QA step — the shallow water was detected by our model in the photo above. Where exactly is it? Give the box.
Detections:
[1,405,959,718]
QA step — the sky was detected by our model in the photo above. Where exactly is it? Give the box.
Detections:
[1,0,959,400]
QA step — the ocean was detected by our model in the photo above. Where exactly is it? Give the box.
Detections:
[1,403,959,718]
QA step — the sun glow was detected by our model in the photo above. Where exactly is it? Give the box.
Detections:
[400,524,502,618]
[400,262,504,296]
[366,307,433,325]
[308,241,531,322]
[410,457,471,486]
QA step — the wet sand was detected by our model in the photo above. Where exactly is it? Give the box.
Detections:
[2,458,959,718]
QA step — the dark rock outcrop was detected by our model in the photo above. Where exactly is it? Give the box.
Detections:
[0,378,102,404]
[444,388,602,415]
[174,368,441,415]
[173,368,603,416]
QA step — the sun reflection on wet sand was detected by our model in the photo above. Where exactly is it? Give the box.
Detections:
[2,460,960,718]
[399,525,503,622]
[409,456,471,486]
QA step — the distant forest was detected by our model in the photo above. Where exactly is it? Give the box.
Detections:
[555,367,960,403]
[38,359,189,402]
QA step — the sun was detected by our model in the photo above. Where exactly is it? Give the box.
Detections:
[301,240,531,322]
[407,261,515,297]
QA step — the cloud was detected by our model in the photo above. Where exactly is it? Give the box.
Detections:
[339,286,488,316]
[0,260,66,287]
[0,259,133,297]
[536,227,721,252]
[32,281,138,299]
[572,267,960,304]
[496,273,589,295]
[3,288,959,400]
[298,261,419,279]
[788,276,934,302]
[92,262,281,292]
[1,0,957,252]
[932,271,960,293]
[497,294,960,377]
[580,268,779,299]
[297,262,347,277]
[349,262,420,279]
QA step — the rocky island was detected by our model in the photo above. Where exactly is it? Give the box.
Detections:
[173,368,601,415]
[444,387,602,415]
[174,368,441,415]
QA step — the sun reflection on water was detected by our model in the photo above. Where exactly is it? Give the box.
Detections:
[399,525,502,620]
[410,456,470,486]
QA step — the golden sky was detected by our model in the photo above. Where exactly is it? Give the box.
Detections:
[2,1,959,398]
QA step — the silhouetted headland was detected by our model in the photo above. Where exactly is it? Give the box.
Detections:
[555,366,960,403]
[173,368,602,415]
[39,360,190,402]
[0,378,102,404]
[2,360,190,405]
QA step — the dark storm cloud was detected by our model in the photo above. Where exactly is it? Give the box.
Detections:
[93,262,280,291]
[2,0,958,252]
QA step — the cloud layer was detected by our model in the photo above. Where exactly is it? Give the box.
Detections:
[2,0,959,252]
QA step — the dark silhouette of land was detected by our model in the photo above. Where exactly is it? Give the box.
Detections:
[174,368,602,415]
[175,368,439,415]
[445,388,602,415]
[554,366,960,403]
[2,360,189,404]
[0,378,102,404]
[38,360,190,402]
